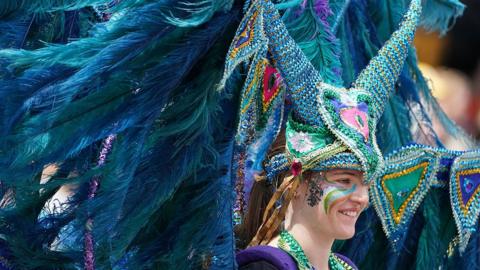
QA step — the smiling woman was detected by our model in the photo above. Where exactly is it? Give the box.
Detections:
[236,136,364,270]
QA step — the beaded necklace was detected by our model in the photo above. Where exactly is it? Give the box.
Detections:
[277,231,354,270]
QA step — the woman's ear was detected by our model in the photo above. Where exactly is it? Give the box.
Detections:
[292,180,309,201]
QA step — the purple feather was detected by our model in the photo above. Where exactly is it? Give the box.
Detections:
[314,0,333,22]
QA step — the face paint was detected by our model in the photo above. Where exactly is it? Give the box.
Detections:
[306,172,359,211]
[307,178,323,207]
[322,184,357,214]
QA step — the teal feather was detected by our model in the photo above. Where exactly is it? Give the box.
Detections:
[414,190,457,269]
[336,17,355,85]
[0,1,23,17]
[0,0,133,13]
[0,6,172,69]
[377,92,412,154]
[163,0,234,27]
[407,56,477,147]
[275,0,304,10]
[0,0,241,268]
[421,0,465,35]
[367,0,407,42]
[0,0,476,269]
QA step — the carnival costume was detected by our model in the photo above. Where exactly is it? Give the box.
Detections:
[0,0,475,269]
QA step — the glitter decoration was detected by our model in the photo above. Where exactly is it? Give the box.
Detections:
[289,133,315,153]
[233,152,246,225]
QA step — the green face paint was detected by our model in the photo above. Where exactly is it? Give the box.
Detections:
[322,184,357,214]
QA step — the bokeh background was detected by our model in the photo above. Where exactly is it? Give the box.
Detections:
[415,0,480,150]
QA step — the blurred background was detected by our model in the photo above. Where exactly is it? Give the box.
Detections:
[414,0,480,150]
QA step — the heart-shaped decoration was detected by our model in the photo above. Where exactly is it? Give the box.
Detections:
[317,84,381,181]
[338,103,369,141]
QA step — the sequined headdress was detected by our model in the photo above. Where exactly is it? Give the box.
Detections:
[220,0,421,245]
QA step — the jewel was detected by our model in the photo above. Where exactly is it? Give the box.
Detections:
[450,161,480,253]
[464,178,474,193]
[291,160,302,176]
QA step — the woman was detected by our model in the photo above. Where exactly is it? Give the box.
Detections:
[236,129,367,269]
[238,169,367,269]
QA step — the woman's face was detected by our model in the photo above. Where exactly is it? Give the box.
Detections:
[291,169,369,240]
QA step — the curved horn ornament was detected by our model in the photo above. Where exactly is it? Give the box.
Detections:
[354,0,422,120]
[222,0,422,184]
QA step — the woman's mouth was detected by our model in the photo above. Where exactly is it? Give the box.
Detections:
[339,210,358,218]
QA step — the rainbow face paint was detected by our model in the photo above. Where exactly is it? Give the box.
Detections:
[322,183,357,214]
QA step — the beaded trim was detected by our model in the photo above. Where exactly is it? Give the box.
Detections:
[264,152,362,182]
[220,0,422,227]
[317,83,383,183]
[371,145,439,249]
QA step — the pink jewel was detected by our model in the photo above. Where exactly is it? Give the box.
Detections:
[291,160,302,176]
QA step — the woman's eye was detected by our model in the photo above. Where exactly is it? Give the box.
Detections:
[337,179,351,185]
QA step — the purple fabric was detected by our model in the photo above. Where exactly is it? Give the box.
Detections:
[236,246,358,270]
[237,246,297,270]
[459,172,480,206]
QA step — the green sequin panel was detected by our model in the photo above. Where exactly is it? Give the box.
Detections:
[384,166,424,212]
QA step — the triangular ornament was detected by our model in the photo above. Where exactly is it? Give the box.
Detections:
[382,162,427,224]
[370,145,440,250]
[449,151,480,253]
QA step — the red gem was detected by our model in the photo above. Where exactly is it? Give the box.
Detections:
[291,160,302,176]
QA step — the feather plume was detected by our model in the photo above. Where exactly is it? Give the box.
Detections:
[0,0,242,268]
[283,0,343,85]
